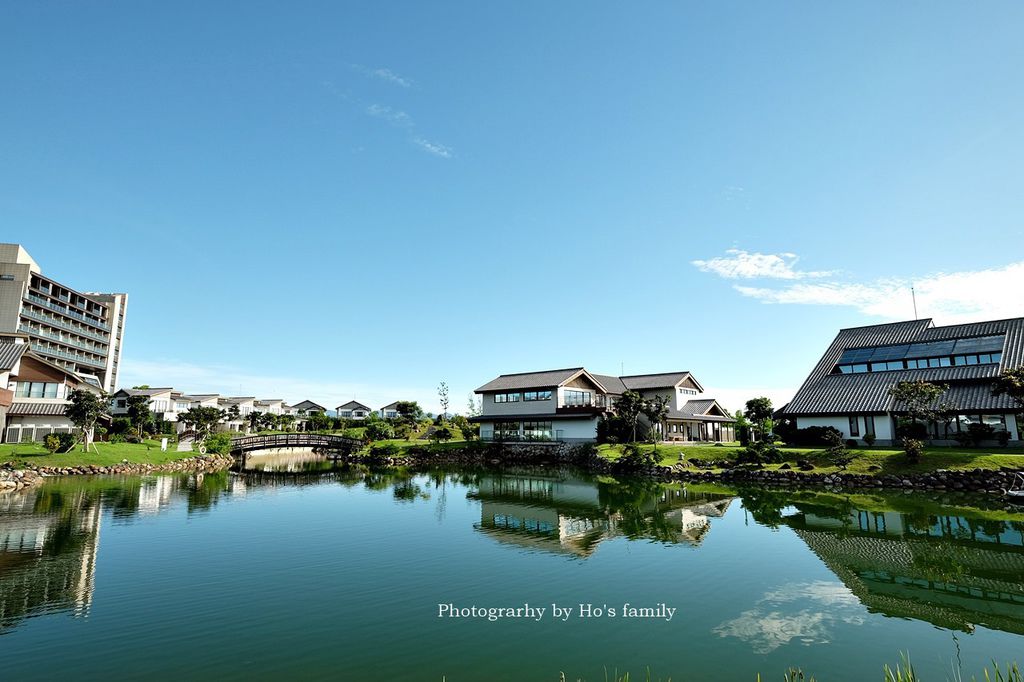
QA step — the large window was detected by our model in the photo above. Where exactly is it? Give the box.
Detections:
[848,416,860,437]
[563,390,592,406]
[864,416,876,438]
[15,382,61,399]
[494,392,521,403]
[834,335,1003,375]
[494,422,520,441]
[522,421,553,441]
[523,390,552,402]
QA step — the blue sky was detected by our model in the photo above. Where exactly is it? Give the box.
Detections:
[3,2,1023,413]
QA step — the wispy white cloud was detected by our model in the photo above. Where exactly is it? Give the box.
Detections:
[118,358,445,415]
[413,137,453,158]
[351,64,413,88]
[692,249,833,280]
[366,103,414,128]
[714,581,864,654]
[733,261,1024,324]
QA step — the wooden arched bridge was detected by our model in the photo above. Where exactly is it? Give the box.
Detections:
[230,433,362,456]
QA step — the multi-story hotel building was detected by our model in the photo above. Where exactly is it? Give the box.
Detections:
[0,244,127,393]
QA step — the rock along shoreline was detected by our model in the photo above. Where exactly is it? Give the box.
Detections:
[0,453,235,492]
[328,442,1024,497]
[4,441,1024,497]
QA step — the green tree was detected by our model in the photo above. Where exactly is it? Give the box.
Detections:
[744,397,774,442]
[992,367,1024,429]
[889,380,950,433]
[365,420,395,441]
[641,395,670,452]
[177,406,227,445]
[733,410,753,445]
[616,390,645,443]
[305,412,331,432]
[227,404,241,423]
[66,389,107,452]
[466,393,481,418]
[259,412,279,431]
[247,410,263,433]
[395,401,424,429]
[278,413,295,431]
[437,382,450,421]
[125,394,153,438]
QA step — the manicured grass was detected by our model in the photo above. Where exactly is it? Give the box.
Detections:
[596,442,1024,475]
[0,439,201,468]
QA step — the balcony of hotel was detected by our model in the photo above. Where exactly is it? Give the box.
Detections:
[31,344,108,370]
[20,325,107,356]
[20,307,110,343]
[24,293,110,332]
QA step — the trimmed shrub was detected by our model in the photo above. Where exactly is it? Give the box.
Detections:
[967,422,996,446]
[204,432,234,455]
[367,442,402,461]
[612,444,658,470]
[901,437,925,464]
[862,433,876,447]
[44,433,76,453]
[998,430,1011,447]
[365,421,395,441]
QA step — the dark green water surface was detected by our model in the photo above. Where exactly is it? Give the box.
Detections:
[2,453,1024,681]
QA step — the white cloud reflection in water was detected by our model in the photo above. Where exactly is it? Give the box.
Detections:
[713,581,865,654]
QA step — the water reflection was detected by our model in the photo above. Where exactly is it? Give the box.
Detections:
[781,500,1024,635]
[3,459,1024,647]
[468,470,733,556]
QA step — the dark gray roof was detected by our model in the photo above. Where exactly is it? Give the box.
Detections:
[475,368,588,392]
[668,399,736,422]
[785,317,1024,416]
[337,400,371,411]
[621,372,699,391]
[0,344,27,371]
[591,374,627,394]
[8,401,69,416]
[292,400,326,411]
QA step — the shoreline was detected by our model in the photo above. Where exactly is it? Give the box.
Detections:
[0,453,235,492]
[4,441,1024,497]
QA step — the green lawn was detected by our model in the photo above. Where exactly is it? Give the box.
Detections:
[0,439,204,468]
[596,442,1024,475]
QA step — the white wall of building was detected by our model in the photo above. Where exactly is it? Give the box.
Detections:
[795,415,894,442]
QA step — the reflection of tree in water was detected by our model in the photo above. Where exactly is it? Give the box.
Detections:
[182,471,231,514]
[598,478,682,543]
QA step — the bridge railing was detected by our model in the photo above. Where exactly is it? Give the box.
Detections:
[230,432,362,453]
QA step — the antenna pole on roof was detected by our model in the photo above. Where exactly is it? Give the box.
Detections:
[621,361,624,376]
[911,287,918,320]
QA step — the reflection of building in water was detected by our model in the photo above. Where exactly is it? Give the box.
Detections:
[0,491,102,629]
[137,475,177,515]
[471,473,733,557]
[787,508,1024,635]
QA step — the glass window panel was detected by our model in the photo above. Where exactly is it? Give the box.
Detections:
[982,414,1006,429]
[852,364,868,373]
[978,354,991,364]
[905,341,956,359]
[939,357,951,367]
[954,356,967,366]
[928,358,940,368]
[992,352,1002,363]
[965,355,978,365]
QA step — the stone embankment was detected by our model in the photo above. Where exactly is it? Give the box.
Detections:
[0,454,234,492]
[347,442,1024,496]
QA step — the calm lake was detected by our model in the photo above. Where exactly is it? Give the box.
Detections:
[2,453,1024,681]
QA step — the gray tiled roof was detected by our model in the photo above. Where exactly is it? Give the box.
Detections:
[338,400,371,411]
[784,317,1024,416]
[8,401,69,416]
[0,344,27,371]
[476,368,586,392]
[621,372,695,390]
[591,374,627,394]
[292,400,326,411]
[668,399,736,422]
